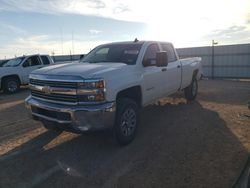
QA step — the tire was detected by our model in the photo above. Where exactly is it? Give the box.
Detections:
[114,98,139,146]
[3,77,20,93]
[184,78,198,101]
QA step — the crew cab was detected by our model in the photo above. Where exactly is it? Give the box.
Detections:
[25,41,202,145]
[0,54,54,93]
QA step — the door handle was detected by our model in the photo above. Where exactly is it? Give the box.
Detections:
[161,68,167,72]
[177,65,181,68]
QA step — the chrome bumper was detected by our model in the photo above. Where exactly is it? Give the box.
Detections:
[25,96,116,132]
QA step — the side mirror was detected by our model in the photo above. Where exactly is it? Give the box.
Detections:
[156,51,168,67]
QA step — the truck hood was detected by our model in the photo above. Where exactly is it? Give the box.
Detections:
[32,62,128,78]
[0,66,18,70]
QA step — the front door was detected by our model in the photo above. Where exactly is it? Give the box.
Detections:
[21,56,43,84]
[142,43,164,104]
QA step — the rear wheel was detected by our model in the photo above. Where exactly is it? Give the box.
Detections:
[114,98,139,146]
[3,77,20,93]
[184,78,198,101]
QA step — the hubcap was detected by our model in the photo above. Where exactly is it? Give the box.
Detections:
[7,81,17,92]
[192,81,197,96]
[120,108,136,136]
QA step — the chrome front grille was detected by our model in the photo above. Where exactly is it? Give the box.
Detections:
[31,90,78,103]
[29,78,79,105]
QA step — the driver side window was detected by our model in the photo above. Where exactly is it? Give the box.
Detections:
[91,47,109,62]
[23,56,41,67]
[143,44,160,66]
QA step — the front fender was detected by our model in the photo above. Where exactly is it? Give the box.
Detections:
[103,70,142,102]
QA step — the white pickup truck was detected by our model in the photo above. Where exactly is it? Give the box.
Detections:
[25,41,202,145]
[0,54,54,93]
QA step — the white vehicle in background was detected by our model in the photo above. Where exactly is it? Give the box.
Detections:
[25,41,202,145]
[0,54,54,93]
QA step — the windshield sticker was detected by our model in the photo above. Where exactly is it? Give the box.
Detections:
[124,50,139,55]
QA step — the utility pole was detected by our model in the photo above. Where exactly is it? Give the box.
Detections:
[51,51,55,62]
[70,50,72,61]
[211,40,218,79]
[72,30,74,56]
[60,27,64,55]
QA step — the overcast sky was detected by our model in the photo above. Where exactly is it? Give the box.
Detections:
[0,0,249,59]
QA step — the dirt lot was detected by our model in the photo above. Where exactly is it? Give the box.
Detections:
[0,80,249,188]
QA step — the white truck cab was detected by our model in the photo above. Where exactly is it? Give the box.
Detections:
[0,54,54,93]
[25,41,202,145]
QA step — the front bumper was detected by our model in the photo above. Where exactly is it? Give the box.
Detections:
[25,96,116,132]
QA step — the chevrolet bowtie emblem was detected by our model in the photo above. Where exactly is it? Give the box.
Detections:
[42,86,51,94]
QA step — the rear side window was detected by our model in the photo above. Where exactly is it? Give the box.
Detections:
[41,56,50,65]
[161,44,177,63]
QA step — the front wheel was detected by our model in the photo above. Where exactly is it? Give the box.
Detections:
[184,78,198,101]
[3,77,20,93]
[114,98,139,146]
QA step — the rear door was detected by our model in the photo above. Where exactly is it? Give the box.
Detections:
[40,55,51,65]
[160,43,182,95]
[21,56,43,83]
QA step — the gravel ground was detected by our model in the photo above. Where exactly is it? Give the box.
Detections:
[0,80,249,188]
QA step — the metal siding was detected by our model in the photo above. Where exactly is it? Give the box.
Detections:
[53,54,82,62]
[177,43,250,78]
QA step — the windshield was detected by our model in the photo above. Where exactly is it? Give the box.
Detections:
[0,60,9,67]
[2,57,25,67]
[81,43,143,65]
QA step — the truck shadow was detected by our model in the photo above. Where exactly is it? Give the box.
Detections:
[0,102,42,142]
[197,80,250,106]
[0,101,249,188]
[0,87,29,104]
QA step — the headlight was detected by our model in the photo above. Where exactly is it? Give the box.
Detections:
[77,79,105,103]
[77,79,105,89]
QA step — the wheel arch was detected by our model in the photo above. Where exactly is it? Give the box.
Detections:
[192,69,199,80]
[116,86,142,108]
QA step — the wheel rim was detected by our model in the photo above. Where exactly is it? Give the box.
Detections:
[120,108,137,136]
[192,80,197,96]
[7,81,18,92]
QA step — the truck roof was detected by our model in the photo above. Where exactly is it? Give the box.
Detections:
[12,54,51,59]
[102,40,172,46]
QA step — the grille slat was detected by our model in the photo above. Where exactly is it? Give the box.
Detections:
[30,79,77,88]
[31,91,77,103]
[31,90,77,100]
